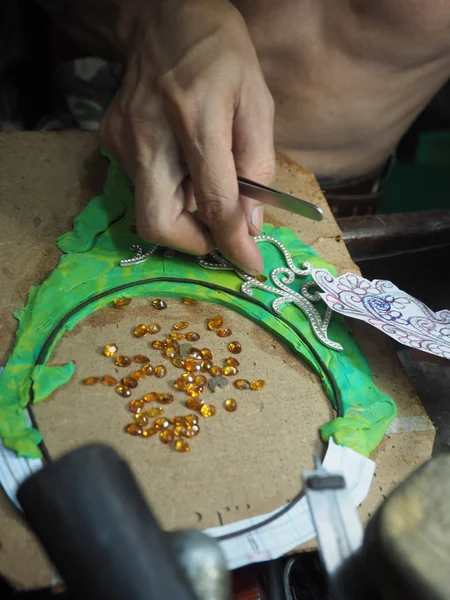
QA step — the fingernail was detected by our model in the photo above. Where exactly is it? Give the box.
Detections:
[251,206,264,232]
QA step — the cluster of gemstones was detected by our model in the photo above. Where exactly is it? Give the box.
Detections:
[83,297,266,452]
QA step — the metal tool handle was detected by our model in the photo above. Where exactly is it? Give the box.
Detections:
[18,444,197,600]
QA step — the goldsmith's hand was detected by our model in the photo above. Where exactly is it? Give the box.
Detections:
[101,0,275,275]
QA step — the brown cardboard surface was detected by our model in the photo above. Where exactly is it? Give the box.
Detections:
[0,133,434,587]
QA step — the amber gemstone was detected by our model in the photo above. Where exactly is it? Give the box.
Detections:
[185,425,200,438]
[209,366,223,377]
[200,404,217,418]
[172,355,186,369]
[147,324,161,334]
[121,377,138,389]
[113,298,131,309]
[184,414,199,427]
[154,365,167,378]
[201,348,214,361]
[184,359,201,373]
[158,393,174,405]
[195,375,207,386]
[187,348,203,360]
[182,298,197,305]
[152,340,165,350]
[228,341,242,354]
[201,360,213,373]
[141,363,154,375]
[135,413,148,426]
[250,380,267,391]
[143,392,158,403]
[146,407,164,417]
[116,385,131,397]
[152,299,167,310]
[155,417,170,430]
[135,354,150,364]
[163,346,177,360]
[84,376,100,385]
[217,328,232,338]
[130,399,145,413]
[225,398,238,412]
[234,379,251,390]
[115,355,132,367]
[173,321,189,330]
[134,324,148,337]
[185,332,200,342]
[173,424,185,437]
[255,274,268,282]
[103,343,119,357]
[182,373,196,383]
[187,398,202,411]
[142,427,157,437]
[160,430,174,444]
[170,332,185,341]
[223,365,238,376]
[175,439,191,452]
[171,416,185,425]
[126,423,142,436]
[207,316,224,331]
[130,370,145,381]
[225,357,240,368]
[187,384,204,398]
[102,375,118,386]
[166,339,180,352]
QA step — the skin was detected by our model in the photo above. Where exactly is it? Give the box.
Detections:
[37,0,450,274]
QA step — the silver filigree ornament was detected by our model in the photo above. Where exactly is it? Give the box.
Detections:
[119,236,342,351]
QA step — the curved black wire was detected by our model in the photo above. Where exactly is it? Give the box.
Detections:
[27,276,343,540]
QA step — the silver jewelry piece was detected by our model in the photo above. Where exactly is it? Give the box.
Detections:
[120,244,162,267]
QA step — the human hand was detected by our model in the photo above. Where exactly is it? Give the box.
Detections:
[101,0,275,275]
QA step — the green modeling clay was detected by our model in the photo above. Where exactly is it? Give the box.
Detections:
[0,152,397,458]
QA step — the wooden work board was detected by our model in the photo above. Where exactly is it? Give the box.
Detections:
[0,132,434,589]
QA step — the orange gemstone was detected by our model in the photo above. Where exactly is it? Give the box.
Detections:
[185,415,199,427]
[250,380,267,391]
[102,375,118,386]
[182,298,197,305]
[223,365,238,376]
[228,341,242,354]
[116,385,131,397]
[163,346,177,360]
[200,404,217,418]
[201,348,214,361]
[188,348,203,360]
[187,384,204,398]
[185,425,200,438]
[172,356,185,369]
[115,355,132,367]
[195,375,207,386]
[234,379,251,390]
[155,417,170,430]
[207,316,224,331]
[209,366,223,377]
[171,416,185,425]
[141,363,154,375]
[84,377,100,385]
[217,328,232,338]
[158,393,174,405]
[134,324,148,337]
[187,398,202,411]
[184,359,201,373]
[173,321,189,330]
[160,430,174,444]
[121,377,138,389]
[175,439,190,452]
[103,343,119,357]
[130,370,145,380]
[201,360,213,373]
[173,424,185,437]
[135,413,148,426]
[170,332,185,341]
[152,299,167,310]
[225,357,240,367]
[142,427,157,437]
[152,340,165,350]
[143,392,158,402]
[126,423,142,436]
[185,332,200,342]
[146,407,164,417]
[154,365,167,378]
[225,398,238,412]
[165,339,179,351]
[147,324,161,334]
[135,354,150,363]
[130,399,145,413]
[113,298,131,309]
[182,373,196,383]
[255,274,268,282]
